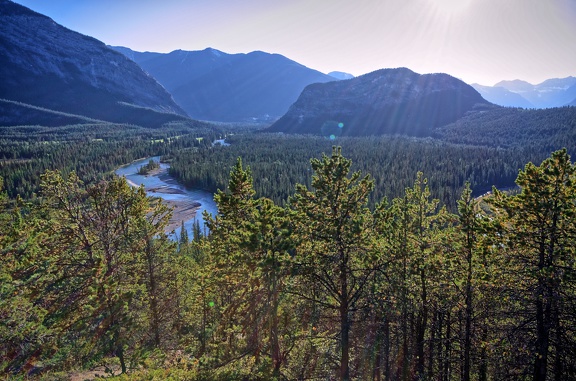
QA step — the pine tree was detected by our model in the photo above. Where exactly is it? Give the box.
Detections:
[29,171,173,373]
[491,149,576,380]
[180,220,189,247]
[290,147,379,381]
[204,158,294,377]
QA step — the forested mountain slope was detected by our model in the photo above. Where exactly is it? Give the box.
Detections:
[0,0,186,126]
[266,67,493,136]
[434,106,576,149]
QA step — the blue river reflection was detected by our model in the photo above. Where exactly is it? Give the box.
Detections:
[115,156,218,240]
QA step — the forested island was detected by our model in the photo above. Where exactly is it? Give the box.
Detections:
[137,159,161,175]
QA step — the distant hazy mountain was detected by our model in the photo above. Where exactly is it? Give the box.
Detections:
[0,0,186,126]
[110,47,227,94]
[494,79,534,93]
[266,68,492,137]
[328,71,354,80]
[112,46,335,122]
[471,84,534,108]
[474,77,576,109]
[564,84,576,106]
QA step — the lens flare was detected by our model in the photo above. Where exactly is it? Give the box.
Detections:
[321,120,345,140]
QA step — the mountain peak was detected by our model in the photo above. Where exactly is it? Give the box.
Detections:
[328,71,354,80]
[203,47,225,57]
[494,79,534,92]
[266,67,492,137]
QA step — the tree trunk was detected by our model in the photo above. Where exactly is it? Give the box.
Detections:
[444,309,451,381]
[117,344,127,374]
[383,317,390,381]
[463,242,473,381]
[146,237,161,348]
[340,258,350,381]
[427,308,436,380]
[372,314,382,381]
[533,247,551,381]
[479,325,488,381]
[373,331,382,381]
[554,313,563,381]
[533,295,550,381]
[438,311,444,381]
[270,272,282,378]
[414,267,428,380]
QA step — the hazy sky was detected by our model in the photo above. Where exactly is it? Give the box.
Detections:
[12,0,576,85]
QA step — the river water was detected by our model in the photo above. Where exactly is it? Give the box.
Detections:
[115,156,218,240]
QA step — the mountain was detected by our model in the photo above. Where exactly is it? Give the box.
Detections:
[110,47,228,94]
[0,0,187,126]
[476,77,576,109]
[471,84,534,108]
[328,71,355,80]
[266,68,493,137]
[494,79,534,93]
[112,46,335,122]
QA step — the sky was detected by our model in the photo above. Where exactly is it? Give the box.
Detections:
[11,0,576,86]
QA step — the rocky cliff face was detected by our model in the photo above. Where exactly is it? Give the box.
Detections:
[267,68,493,137]
[0,0,186,125]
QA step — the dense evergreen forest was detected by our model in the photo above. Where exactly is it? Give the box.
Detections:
[2,145,576,380]
[2,106,576,379]
[167,106,576,212]
[0,121,220,199]
[168,133,551,210]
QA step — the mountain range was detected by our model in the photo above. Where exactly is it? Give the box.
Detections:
[1,0,574,138]
[111,46,335,122]
[0,0,187,127]
[266,68,493,137]
[472,77,576,109]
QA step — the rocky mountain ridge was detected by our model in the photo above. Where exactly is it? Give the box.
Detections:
[0,0,187,126]
[472,77,576,109]
[112,46,336,122]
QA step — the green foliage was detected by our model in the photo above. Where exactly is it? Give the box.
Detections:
[0,123,220,199]
[3,146,576,380]
[168,133,555,211]
[489,149,576,379]
[290,147,380,380]
[435,106,576,150]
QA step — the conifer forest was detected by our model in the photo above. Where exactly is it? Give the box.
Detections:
[2,126,576,380]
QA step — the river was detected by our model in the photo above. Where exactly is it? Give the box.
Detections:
[115,156,218,240]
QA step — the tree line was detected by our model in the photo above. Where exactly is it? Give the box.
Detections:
[0,123,220,199]
[168,133,552,210]
[1,148,575,380]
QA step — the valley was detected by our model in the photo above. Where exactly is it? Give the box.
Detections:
[1,1,576,380]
